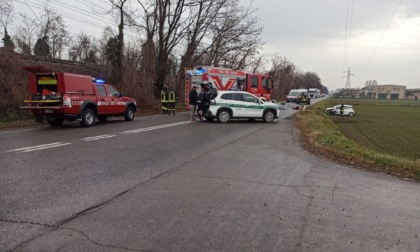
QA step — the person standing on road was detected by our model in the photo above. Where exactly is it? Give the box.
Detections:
[340,104,344,116]
[167,85,177,115]
[189,86,198,121]
[160,85,169,114]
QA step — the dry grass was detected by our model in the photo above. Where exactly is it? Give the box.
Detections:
[296,98,420,181]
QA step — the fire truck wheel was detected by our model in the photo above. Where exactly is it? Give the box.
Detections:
[97,115,108,122]
[80,109,96,127]
[263,110,275,123]
[217,110,230,123]
[124,106,135,121]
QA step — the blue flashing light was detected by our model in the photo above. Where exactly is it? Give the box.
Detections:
[195,68,206,74]
[93,78,106,84]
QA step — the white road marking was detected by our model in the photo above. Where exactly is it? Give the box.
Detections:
[120,121,192,134]
[81,135,116,141]
[7,142,72,153]
[6,121,194,154]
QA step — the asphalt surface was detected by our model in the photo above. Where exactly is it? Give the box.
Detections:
[0,101,419,252]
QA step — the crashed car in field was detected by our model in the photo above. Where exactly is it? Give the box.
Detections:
[326,104,355,116]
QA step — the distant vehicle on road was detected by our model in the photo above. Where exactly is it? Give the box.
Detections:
[286,89,310,105]
[308,88,320,98]
[326,104,355,116]
[203,91,280,123]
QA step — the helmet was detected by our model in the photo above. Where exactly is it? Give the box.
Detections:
[201,81,211,89]
[163,85,168,90]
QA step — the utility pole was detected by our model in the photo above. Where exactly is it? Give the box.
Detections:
[343,68,354,89]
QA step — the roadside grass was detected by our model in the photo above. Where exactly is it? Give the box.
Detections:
[0,110,36,129]
[296,98,420,181]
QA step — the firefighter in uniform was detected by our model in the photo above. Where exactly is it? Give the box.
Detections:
[298,94,306,104]
[340,104,344,116]
[167,85,177,115]
[161,85,169,114]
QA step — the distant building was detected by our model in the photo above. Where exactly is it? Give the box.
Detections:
[334,88,363,98]
[406,89,420,100]
[362,84,406,100]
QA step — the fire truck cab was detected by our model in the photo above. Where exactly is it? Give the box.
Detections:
[185,66,275,105]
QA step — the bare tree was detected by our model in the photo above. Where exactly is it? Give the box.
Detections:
[0,0,14,48]
[178,0,228,72]
[0,0,13,29]
[136,0,189,97]
[68,33,95,62]
[269,55,298,100]
[108,0,131,84]
[365,79,378,87]
[15,13,37,55]
[302,72,321,89]
[36,7,70,59]
[202,0,263,69]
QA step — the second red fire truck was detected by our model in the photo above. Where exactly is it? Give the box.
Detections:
[184,66,275,105]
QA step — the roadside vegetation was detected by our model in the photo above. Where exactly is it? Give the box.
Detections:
[0,109,35,129]
[296,98,420,181]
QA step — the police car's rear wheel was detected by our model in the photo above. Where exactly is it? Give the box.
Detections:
[80,109,95,127]
[263,110,275,123]
[217,110,230,123]
[124,106,135,121]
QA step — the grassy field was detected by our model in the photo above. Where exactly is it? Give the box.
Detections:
[296,98,420,180]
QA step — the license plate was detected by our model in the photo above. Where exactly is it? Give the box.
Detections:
[45,109,53,113]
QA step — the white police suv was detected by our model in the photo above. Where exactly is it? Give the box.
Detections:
[207,91,280,123]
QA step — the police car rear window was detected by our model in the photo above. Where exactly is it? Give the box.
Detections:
[221,94,232,100]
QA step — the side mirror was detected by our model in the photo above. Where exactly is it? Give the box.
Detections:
[119,93,124,97]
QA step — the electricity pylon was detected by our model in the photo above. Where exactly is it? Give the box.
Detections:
[343,68,354,89]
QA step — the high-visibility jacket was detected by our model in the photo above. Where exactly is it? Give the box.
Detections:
[161,91,168,102]
[168,91,176,102]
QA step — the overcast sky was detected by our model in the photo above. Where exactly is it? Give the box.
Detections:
[11,0,420,90]
[255,0,420,90]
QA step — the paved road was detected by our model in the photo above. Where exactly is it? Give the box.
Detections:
[1,101,419,251]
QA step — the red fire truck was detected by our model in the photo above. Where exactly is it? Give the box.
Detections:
[184,66,275,105]
[20,66,137,127]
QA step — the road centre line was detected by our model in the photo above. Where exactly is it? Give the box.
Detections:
[81,135,116,141]
[120,121,192,134]
[7,142,72,153]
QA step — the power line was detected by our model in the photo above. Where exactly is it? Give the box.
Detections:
[349,0,371,67]
[342,0,355,73]
[16,0,111,31]
[23,0,42,24]
[49,0,115,24]
[358,0,402,76]
[79,0,112,12]
[15,0,139,40]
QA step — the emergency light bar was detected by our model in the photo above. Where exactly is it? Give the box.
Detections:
[92,77,106,84]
